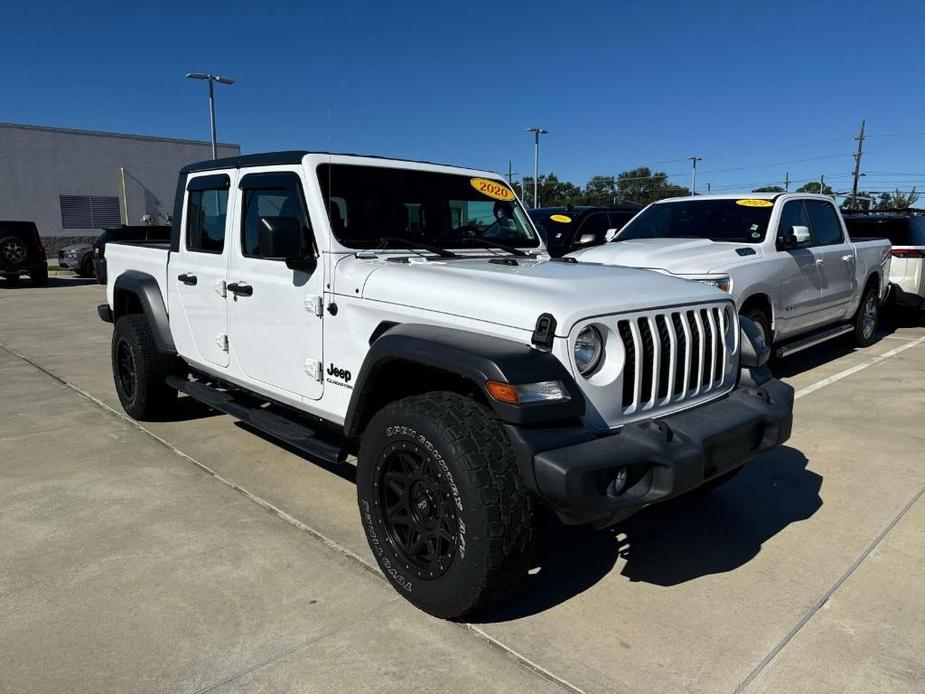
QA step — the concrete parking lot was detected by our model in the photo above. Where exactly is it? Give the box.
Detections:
[1,276,924,693]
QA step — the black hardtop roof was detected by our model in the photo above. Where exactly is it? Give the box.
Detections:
[180,150,502,175]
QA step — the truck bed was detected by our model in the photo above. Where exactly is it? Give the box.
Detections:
[105,242,170,310]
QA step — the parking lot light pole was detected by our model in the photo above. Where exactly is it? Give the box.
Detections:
[186,73,235,159]
[688,155,702,195]
[526,127,548,208]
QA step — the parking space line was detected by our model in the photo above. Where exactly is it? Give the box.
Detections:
[0,342,584,694]
[735,480,925,693]
[794,336,925,400]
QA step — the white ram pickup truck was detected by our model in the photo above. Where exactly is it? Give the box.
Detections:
[570,194,892,357]
[98,152,793,618]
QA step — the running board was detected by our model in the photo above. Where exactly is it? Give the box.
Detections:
[166,375,348,465]
[775,324,854,358]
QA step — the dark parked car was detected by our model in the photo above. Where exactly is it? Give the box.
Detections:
[528,204,642,257]
[93,225,170,284]
[58,243,96,277]
[0,221,48,286]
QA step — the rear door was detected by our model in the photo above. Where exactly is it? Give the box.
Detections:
[806,199,854,322]
[227,169,324,400]
[168,172,233,368]
[773,199,824,335]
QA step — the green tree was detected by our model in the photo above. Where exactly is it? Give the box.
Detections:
[515,173,582,207]
[796,181,834,195]
[752,185,785,193]
[582,176,618,206]
[842,192,875,211]
[875,188,919,209]
[615,167,689,205]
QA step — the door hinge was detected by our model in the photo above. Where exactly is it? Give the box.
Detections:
[214,280,227,297]
[304,294,323,317]
[216,333,229,352]
[304,358,323,382]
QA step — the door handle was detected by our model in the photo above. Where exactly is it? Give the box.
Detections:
[178,273,197,285]
[227,282,253,298]
[841,254,854,262]
[813,258,824,265]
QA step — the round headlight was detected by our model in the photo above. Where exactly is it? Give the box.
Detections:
[574,325,603,376]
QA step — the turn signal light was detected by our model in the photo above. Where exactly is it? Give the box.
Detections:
[485,380,570,405]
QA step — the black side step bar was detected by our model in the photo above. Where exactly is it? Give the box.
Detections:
[775,323,854,359]
[166,375,348,465]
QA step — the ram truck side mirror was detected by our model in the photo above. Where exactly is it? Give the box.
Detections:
[604,227,619,242]
[780,225,811,249]
[258,216,318,273]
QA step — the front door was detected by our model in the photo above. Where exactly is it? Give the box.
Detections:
[227,169,324,400]
[168,172,233,369]
[805,199,855,322]
[772,199,826,337]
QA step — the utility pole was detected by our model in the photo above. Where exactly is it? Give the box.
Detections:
[819,174,825,195]
[707,182,711,194]
[784,172,790,192]
[688,156,702,195]
[850,119,866,209]
[526,127,548,208]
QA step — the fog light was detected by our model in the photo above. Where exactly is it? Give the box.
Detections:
[610,467,628,495]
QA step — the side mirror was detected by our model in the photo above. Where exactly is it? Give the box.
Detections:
[781,224,811,248]
[258,216,317,272]
[575,233,599,247]
[604,227,619,242]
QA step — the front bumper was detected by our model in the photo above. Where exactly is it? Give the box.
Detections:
[58,255,80,270]
[523,379,793,519]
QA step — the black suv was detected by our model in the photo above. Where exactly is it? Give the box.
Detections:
[93,225,171,284]
[0,221,48,286]
[529,205,642,257]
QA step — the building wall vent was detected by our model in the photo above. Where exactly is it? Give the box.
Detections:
[60,195,122,229]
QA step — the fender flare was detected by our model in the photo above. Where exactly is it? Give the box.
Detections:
[343,324,585,437]
[112,270,176,354]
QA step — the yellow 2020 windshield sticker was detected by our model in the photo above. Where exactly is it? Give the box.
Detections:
[736,199,774,207]
[470,178,515,202]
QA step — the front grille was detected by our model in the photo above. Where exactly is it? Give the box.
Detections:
[618,303,735,415]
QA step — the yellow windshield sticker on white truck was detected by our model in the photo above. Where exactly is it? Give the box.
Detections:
[549,214,572,223]
[470,178,515,202]
[736,199,774,207]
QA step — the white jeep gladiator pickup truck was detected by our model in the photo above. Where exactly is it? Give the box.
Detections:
[571,194,892,358]
[98,152,793,618]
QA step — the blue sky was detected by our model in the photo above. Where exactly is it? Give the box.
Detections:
[2,1,924,199]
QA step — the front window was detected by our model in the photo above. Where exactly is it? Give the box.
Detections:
[617,199,775,244]
[317,164,540,250]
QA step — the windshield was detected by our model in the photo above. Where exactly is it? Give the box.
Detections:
[616,199,774,244]
[317,164,540,251]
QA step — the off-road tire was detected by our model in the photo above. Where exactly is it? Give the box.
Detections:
[29,266,48,287]
[111,314,177,420]
[852,283,879,347]
[357,392,535,619]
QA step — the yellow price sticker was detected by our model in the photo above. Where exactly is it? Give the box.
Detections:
[736,199,774,208]
[470,178,515,202]
[549,214,572,223]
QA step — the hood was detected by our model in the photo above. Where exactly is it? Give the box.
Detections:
[339,254,728,334]
[570,238,762,275]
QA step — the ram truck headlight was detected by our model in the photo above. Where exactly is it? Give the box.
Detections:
[694,275,733,293]
[574,325,604,376]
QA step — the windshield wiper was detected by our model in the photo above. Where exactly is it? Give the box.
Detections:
[459,238,529,256]
[373,236,458,258]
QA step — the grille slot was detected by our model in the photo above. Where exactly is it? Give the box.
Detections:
[613,302,736,416]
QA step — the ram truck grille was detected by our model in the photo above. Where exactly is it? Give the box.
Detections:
[572,301,739,428]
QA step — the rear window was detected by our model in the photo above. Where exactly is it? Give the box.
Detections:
[844,217,925,246]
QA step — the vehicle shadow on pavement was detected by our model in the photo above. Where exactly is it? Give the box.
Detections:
[770,310,915,379]
[0,277,98,290]
[471,446,820,622]
[171,394,225,422]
